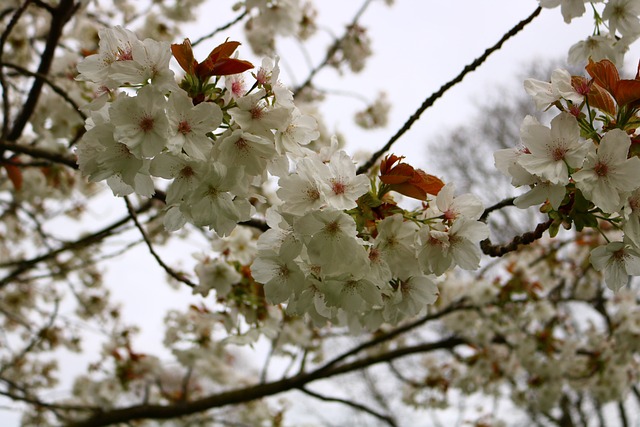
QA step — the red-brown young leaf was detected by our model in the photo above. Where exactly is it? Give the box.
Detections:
[207,57,254,76]
[170,38,197,75]
[379,162,415,185]
[586,58,620,95]
[414,169,445,196]
[585,58,640,108]
[613,79,640,107]
[379,154,444,200]
[585,82,617,115]
[3,159,22,191]
[196,40,253,78]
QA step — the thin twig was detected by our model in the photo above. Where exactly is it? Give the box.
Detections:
[124,197,196,288]
[191,11,248,47]
[299,386,398,427]
[293,0,374,97]
[1,61,87,121]
[356,6,543,175]
[0,199,155,289]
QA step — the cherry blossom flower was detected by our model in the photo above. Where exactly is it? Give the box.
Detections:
[294,209,369,276]
[149,152,206,204]
[419,218,489,275]
[517,113,588,185]
[109,85,170,158]
[623,188,640,246]
[216,129,276,176]
[76,120,153,197]
[494,146,538,187]
[603,0,640,37]
[386,275,439,321]
[374,214,422,278]
[538,0,591,23]
[590,239,640,291]
[166,90,222,160]
[322,150,370,210]
[573,129,640,213]
[277,155,329,215]
[435,183,484,222]
[182,162,251,236]
[230,89,291,138]
[524,69,584,110]
[274,107,319,155]
[251,250,305,304]
[193,256,242,298]
[109,37,176,91]
[568,33,624,66]
[513,178,567,210]
[76,26,139,87]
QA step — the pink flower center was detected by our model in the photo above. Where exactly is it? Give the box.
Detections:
[138,115,155,133]
[232,81,243,96]
[325,220,341,235]
[177,120,191,135]
[331,179,346,195]
[116,47,133,61]
[251,105,265,120]
[552,147,567,162]
[443,209,457,221]
[180,166,195,179]
[594,161,609,177]
[306,187,320,201]
[234,138,249,152]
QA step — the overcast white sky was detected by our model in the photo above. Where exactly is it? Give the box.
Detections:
[5,1,640,425]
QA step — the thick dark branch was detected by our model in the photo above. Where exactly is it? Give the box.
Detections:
[0,141,78,168]
[480,197,515,222]
[481,219,553,257]
[299,386,398,427]
[356,6,542,175]
[65,336,464,427]
[292,0,373,97]
[0,0,32,140]
[7,0,79,142]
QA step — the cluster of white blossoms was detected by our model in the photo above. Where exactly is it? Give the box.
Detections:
[75,26,320,237]
[495,60,640,291]
[540,0,640,65]
[73,25,490,331]
[251,174,488,330]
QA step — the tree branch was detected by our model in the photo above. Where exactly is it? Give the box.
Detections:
[124,196,196,288]
[1,61,87,122]
[0,199,156,289]
[64,336,465,427]
[293,0,374,97]
[356,6,542,175]
[0,141,78,168]
[480,218,553,257]
[7,0,80,142]
[0,0,32,141]
[191,11,248,47]
[298,386,398,427]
